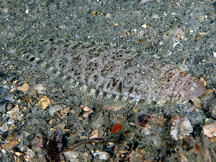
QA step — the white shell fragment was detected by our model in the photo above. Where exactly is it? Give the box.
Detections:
[93,151,110,160]
[63,151,79,162]
[170,116,193,140]
[203,123,216,137]
[7,105,24,121]
[34,84,46,93]
[48,105,63,116]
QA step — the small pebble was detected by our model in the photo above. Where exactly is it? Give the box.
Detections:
[105,13,111,18]
[49,105,63,116]
[0,104,6,113]
[0,86,6,95]
[138,30,144,37]
[60,107,70,118]
[0,123,8,132]
[140,0,152,4]
[58,23,67,29]
[191,97,202,108]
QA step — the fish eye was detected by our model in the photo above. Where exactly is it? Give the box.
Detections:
[189,82,197,91]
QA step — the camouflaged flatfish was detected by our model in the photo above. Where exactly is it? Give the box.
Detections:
[8,39,206,106]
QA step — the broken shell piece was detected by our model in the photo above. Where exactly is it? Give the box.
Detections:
[14,152,24,158]
[191,97,202,108]
[170,116,193,140]
[1,140,19,150]
[63,151,79,162]
[34,84,46,93]
[90,129,100,139]
[204,89,214,96]
[83,112,93,118]
[38,96,51,109]
[17,83,30,92]
[203,123,216,137]
[7,105,23,121]
[199,77,206,87]
[93,150,110,160]
[81,105,94,118]
[107,142,115,148]
[178,116,193,139]
[81,105,93,112]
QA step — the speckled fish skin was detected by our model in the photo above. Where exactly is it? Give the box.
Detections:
[9,39,206,105]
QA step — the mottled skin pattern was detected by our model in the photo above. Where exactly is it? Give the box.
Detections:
[10,39,206,105]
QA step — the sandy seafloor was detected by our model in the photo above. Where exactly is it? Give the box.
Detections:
[0,0,216,161]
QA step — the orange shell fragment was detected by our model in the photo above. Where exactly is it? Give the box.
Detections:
[110,123,123,133]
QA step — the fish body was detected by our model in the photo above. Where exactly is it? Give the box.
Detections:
[9,39,206,105]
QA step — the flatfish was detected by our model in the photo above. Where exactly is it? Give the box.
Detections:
[8,39,206,106]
